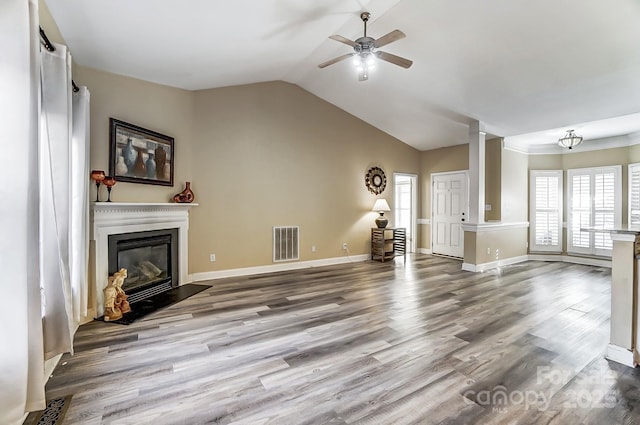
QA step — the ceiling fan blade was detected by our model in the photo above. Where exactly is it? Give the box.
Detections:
[329,34,358,48]
[318,53,356,68]
[375,51,413,69]
[373,30,406,48]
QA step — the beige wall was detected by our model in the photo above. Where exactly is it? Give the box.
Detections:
[464,227,528,265]
[43,0,421,273]
[75,66,195,203]
[419,144,469,250]
[68,65,421,273]
[529,146,636,254]
[39,0,64,44]
[465,144,529,267]
[189,82,420,272]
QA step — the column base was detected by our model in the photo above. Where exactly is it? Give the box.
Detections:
[606,344,636,368]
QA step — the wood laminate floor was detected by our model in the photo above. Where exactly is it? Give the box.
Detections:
[45,256,640,424]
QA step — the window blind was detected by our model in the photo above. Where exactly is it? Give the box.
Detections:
[529,170,562,252]
[630,163,640,227]
[567,166,621,257]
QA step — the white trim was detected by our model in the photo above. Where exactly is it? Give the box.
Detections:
[606,344,636,368]
[429,169,469,177]
[529,170,563,253]
[418,248,432,254]
[610,232,640,242]
[461,255,529,272]
[44,354,62,383]
[90,202,197,317]
[567,166,622,257]
[394,172,418,253]
[462,221,529,232]
[463,253,612,273]
[431,170,469,258]
[629,163,640,227]
[504,133,640,155]
[191,254,370,282]
[527,254,611,268]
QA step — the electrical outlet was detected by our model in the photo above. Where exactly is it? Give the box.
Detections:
[209,254,216,262]
[311,245,316,252]
[342,242,348,250]
[487,247,490,255]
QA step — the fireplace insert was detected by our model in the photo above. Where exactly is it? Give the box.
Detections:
[108,228,178,304]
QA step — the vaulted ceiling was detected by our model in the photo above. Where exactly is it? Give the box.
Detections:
[45,0,640,152]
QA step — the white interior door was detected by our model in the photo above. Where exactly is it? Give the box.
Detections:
[394,173,417,252]
[432,171,468,258]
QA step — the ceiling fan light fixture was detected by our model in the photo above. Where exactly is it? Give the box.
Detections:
[365,55,375,67]
[318,12,412,81]
[557,129,583,149]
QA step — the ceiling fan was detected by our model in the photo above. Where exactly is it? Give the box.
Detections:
[318,12,413,81]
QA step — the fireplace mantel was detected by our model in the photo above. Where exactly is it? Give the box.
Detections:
[90,202,197,317]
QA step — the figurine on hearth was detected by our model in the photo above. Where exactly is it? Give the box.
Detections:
[103,268,131,321]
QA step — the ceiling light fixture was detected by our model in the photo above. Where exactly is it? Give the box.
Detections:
[354,52,376,81]
[318,12,412,82]
[557,129,583,150]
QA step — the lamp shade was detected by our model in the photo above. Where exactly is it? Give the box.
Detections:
[372,199,390,212]
[557,129,583,149]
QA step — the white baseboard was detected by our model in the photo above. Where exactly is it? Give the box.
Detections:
[462,254,611,273]
[462,255,529,272]
[44,354,62,383]
[191,254,370,282]
[528,254,611,268]
[189,252,611,280]
[606,344,636,368]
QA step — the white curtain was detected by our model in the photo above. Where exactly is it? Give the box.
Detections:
[0,0,46,423]
[41,41,91,354]
[40,41,75,358]
[71,86,91,324]
[1,1,91,422]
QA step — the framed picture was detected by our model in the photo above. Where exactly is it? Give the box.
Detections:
[109,118,174,186]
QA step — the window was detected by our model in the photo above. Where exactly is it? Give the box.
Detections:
[394,173,417,252]
[567,166,621,257]
[630,163,640,227]
[529,170,563,252]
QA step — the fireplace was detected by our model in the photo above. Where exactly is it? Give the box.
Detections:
[90,202,196,317]
[108,228,179,304]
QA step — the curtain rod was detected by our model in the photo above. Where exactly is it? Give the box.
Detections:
[39,26,80,93]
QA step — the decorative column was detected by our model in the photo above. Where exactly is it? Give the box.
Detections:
[468,120,486,224]
[607,231,640,367]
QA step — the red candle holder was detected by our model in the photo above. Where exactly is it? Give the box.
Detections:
[90,170,106,202]
[102,176,117,202]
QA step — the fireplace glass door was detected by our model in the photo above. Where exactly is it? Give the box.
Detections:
[108,228,178,302]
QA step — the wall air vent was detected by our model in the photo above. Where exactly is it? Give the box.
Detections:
[273,226,299,262]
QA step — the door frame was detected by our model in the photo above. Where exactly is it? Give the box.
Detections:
[393,172,418,253]
[430,170,469,258]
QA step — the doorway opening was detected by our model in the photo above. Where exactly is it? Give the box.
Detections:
[393,173,417,253]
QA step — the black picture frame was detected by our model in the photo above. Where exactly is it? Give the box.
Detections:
[109,118,174,186]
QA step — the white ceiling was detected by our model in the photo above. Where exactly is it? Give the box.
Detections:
[45,0,640,152]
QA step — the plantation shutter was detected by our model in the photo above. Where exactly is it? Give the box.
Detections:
[567,166,621,257]
[593,170,616,251]
[529,170,562,252]
[630,163,640,226]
